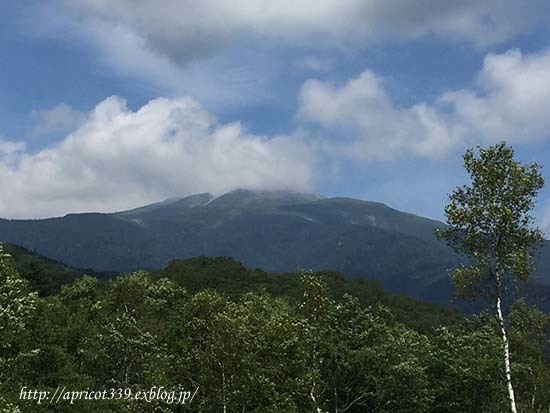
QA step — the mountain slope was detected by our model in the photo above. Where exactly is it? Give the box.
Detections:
[1,189,548,303]
[3,242,87,295]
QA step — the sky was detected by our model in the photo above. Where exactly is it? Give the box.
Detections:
[2,1,550,229]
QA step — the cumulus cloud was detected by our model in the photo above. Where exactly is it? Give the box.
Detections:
[0,97,313,219]
[298,48,550,160]
[298,70,454,160]
[441,49,550,144]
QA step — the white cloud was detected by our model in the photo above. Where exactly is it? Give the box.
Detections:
[31,103,87,138]
[441,49,550,144]
[298,70,454,160]
[0,96,313,219]
[298,48,550,161]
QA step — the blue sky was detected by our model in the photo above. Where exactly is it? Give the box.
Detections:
[2,1,550,228]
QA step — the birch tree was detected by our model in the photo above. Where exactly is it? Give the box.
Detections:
[437,142,544,413]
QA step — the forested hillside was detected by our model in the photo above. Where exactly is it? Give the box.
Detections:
[3,243,113,296]
[7,242,461,331]
[2,190,550,308]
[0,191,459,304]
[2,244,550,412]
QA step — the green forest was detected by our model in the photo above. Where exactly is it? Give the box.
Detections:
[0,247,549,412]
[2,143,550,412]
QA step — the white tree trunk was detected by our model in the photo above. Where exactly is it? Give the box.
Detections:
[496,295,518,413]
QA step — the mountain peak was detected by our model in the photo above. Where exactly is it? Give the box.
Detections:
[207,188,323,208]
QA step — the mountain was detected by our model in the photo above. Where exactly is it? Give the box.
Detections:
[4,239,465,330]
[1,189,549,303]
[3,242,89,295]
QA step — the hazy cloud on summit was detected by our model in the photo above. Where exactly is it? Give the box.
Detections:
[0,97,313,218]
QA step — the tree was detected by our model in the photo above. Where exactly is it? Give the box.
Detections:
[0,244,38,352]
[0,243,38,411]
[508,299,550,411]
[437,142,544,413]
[428,323,506,412]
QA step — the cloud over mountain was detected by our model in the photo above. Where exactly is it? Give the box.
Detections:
[0,96,313,218]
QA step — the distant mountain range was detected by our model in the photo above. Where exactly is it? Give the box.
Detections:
[2,189,550,304]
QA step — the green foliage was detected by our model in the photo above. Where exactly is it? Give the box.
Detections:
[438,142,544,298]
[0,244,39,410]
[1,244,549,411]
[314,293,434,412]
[154,257,463,332]
[508,300,550,411]
[428,324,507,412]
[0,244,38,352]
[437,142,546,413]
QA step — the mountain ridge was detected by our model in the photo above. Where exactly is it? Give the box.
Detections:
[1,189,549,304]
